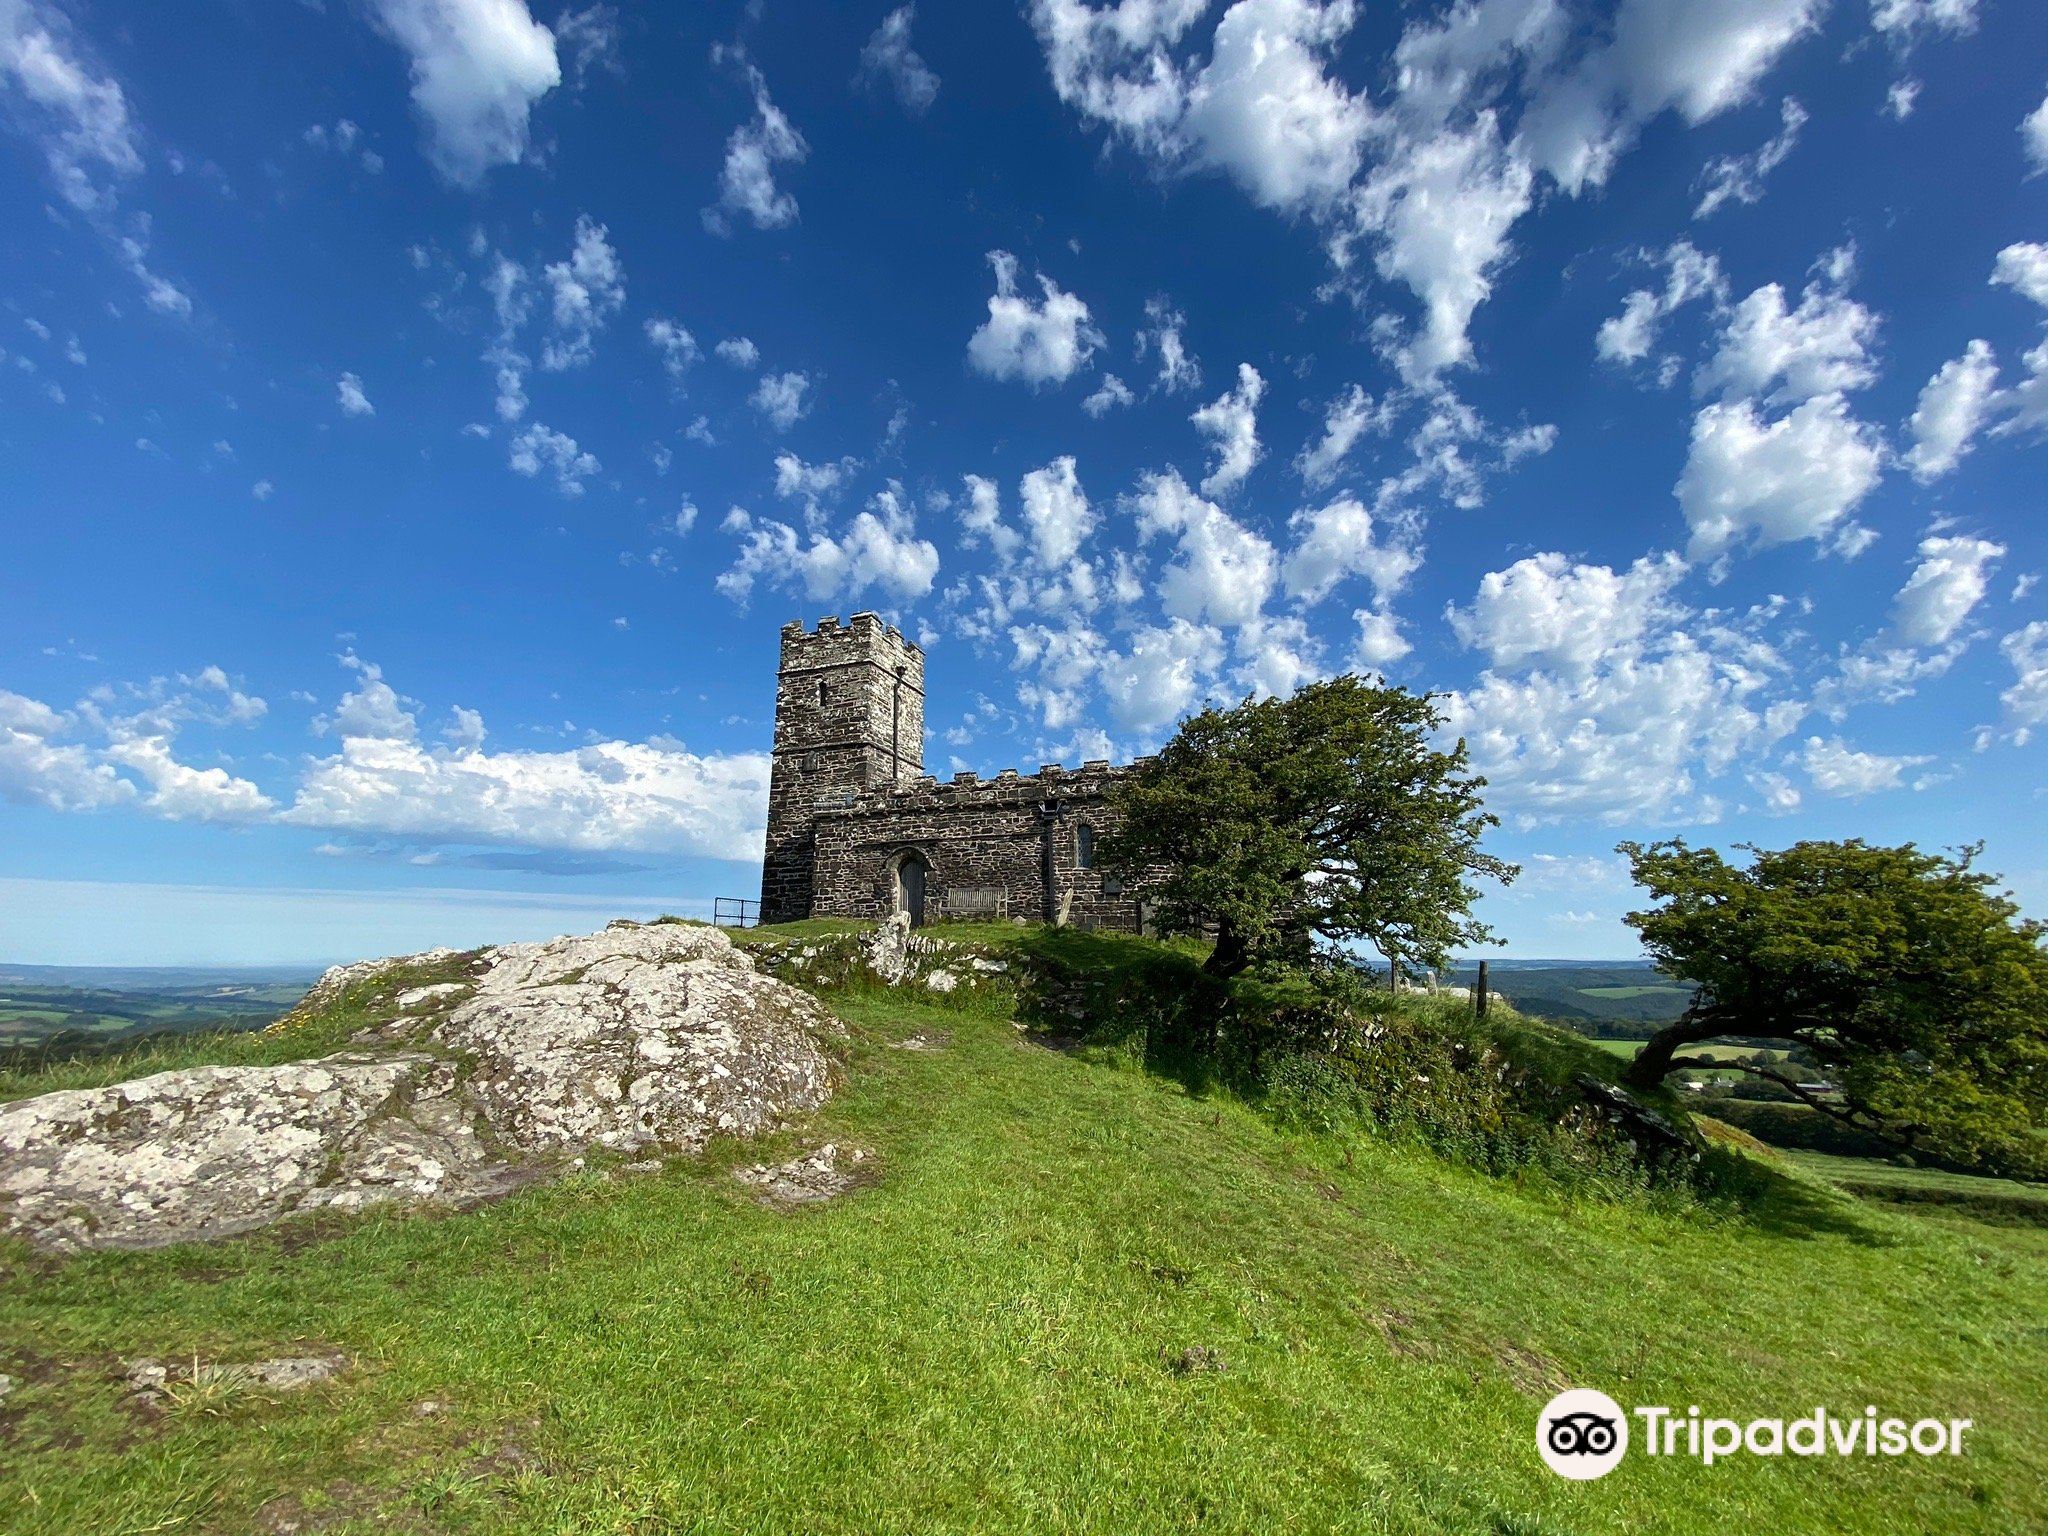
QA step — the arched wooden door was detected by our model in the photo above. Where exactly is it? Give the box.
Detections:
[894,851,929,927]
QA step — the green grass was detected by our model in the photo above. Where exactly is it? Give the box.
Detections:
[1586,1037,1648,1059]
[2,969,2045,1533]
[1579,986,1691,1000]
[1783,1151,2048,1226]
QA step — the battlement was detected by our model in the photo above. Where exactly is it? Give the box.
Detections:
[818,755,1133,819]
[779,611,921,661]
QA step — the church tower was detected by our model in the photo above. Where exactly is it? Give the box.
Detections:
[759,614,925,923]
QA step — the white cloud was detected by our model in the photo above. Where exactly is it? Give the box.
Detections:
[771,451,847,501]
[1234,614,1326,697]
[1097,618,1224,733]
[1279,494,1418,605]
[508,421,599,495]
[1190,362,1264,495]
[2025,90,2048,176]
[1751,770,1801,813]
[1890,534,2004,646]
[1988,244,2048,439]
[1800,734,1931,797]
[1131,469,1275,627]
[1595,240,1725,370]
[318,656,419,741]
[967,251,1103,387]
[644,316,698,381]
[1904,339,1998,480]
[538,216,624,370]
[287,733,771,862]
[1869,0,1980,44]
[1180,0,1372,211]
[1447,552,1687,674]
[1993,242,2048,310]
[1693,95,1805,218]
[703,55,808,233]
[718,486,938,606]
[1081,373,1134,416]
[1139,295,1202,393]
[715,336,760,369]
[1355,113,1533,385]
[336,372,375,417]
[1677,392,1884,563]
[0,0,141,212]
[956,473,1023,564]
[1694,268,1879,404]
[1295,383,1389,487]
[364,0,561,187]
[553,4,621,84]
[117,235,193,319]
[445,705,487,752]
[1440,635,1800,826]
[858,6,939,116]
[304,118,383,173]
[2000,621,2048,737]
[1884,77,1920,119]
[750,370,813,432]
[103,735,274,823]
[252,479,275,501]
[1350,608,1411,669]
[0,688,133,812]
[1018,455,1094,568]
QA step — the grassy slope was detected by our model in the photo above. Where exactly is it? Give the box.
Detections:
[1,963,2045,1532]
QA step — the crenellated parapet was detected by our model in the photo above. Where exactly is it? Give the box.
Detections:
[816,756,1134,821]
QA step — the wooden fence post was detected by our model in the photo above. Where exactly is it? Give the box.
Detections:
[1475,959,1490,1020]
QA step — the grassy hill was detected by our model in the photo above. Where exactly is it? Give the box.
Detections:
[1,926,2044,1533]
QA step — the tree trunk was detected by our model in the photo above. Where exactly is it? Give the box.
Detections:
[1203,920,1253,980]
[1621,1008,1726,1092]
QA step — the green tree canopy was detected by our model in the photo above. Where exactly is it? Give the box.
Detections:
[1102,677,1515,981]
[1619,838,2048,1176]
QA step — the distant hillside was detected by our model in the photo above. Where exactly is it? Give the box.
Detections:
[1447,961,1690,1032]
[0,964,322,1051]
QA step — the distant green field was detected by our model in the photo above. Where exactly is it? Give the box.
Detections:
[0,975,316,1052]
[1587,1037,1646,1058]
[1580,984,1689,1000]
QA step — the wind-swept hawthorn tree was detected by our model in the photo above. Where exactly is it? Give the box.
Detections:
[1619,838,2048,1176]
[1101,676,1515,981]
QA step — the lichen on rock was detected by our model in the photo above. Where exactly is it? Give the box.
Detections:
[0,923,844,1253]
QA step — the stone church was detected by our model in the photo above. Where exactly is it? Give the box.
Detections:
[759,614,1148,930]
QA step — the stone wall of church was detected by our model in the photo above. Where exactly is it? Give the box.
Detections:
[810,761,1146,931]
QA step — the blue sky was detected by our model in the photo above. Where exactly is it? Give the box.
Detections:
[2,0,2045,965]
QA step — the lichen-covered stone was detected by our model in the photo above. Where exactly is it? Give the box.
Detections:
[436,923,840,1155]
[0,923,842,1253]
[735,1142,871,1206]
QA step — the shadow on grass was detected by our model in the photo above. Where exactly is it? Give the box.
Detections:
[1008,927,1223,1084]
[1692,1145,1894,1244]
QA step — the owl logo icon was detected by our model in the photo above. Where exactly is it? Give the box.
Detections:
[1537,1389,1630,1480]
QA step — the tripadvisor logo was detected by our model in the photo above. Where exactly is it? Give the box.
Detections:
[1536,1389,1973,1480]
[1538,1389,1629,1480]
